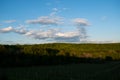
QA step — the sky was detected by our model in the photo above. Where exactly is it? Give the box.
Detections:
[0,0,120,44]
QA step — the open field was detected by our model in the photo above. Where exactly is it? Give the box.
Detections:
[0,61,120,80]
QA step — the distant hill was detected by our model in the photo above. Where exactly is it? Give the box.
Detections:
[0,43,120,67]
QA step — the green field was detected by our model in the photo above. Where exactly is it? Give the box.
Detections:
[0,61,120,80]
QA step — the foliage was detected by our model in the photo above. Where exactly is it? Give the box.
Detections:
[0,43,120,67]
[0,62,120,80]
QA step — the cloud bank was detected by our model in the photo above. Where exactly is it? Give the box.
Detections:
[0,11,90,43]
[0,26,80,42]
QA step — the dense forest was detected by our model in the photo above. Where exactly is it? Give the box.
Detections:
[0,43,120,67]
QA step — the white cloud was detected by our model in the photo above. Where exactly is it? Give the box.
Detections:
[0,16,91,42]
[56,32,79,38]
[54,32,80,42]
[0,26,14,33]
[50,8,59,16]
[11,25,80,42]
[26,16,64,25]
[73,18,90,26]
[73,18,90,41]
[0,26,85,42]
[0,25,27,34]
[25,30,80,42]
[26,8,65,25]
[25,30,34,36]
[50,7,68,16]
[15,28,27,34]
[4,20,16,23]
[25,29,58,39]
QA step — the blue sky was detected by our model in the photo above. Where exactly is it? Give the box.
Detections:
[0,0,120,44]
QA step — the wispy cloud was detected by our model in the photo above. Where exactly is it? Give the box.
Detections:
[25,29,58,39]
[73,18,90,26]
[50,8,59,16]
[26,8,66,25]
[50,7,68,16]
[0,26,27,34]
[52,8,58,12]
[15,27,27,34]
[26,16,64,25]
[0,9,90,43]
[0,26,80,42]
[4,20,16,23]
[0,26,14,33]
[24,29,80,42]
[73,18,90,41]
[0,17,90,42]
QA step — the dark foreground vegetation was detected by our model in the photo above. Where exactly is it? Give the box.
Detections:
[0,43,120,67]
[0,62,120,80]
[0,43,120,80]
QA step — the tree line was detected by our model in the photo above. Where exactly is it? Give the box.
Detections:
[0,43,120,67]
